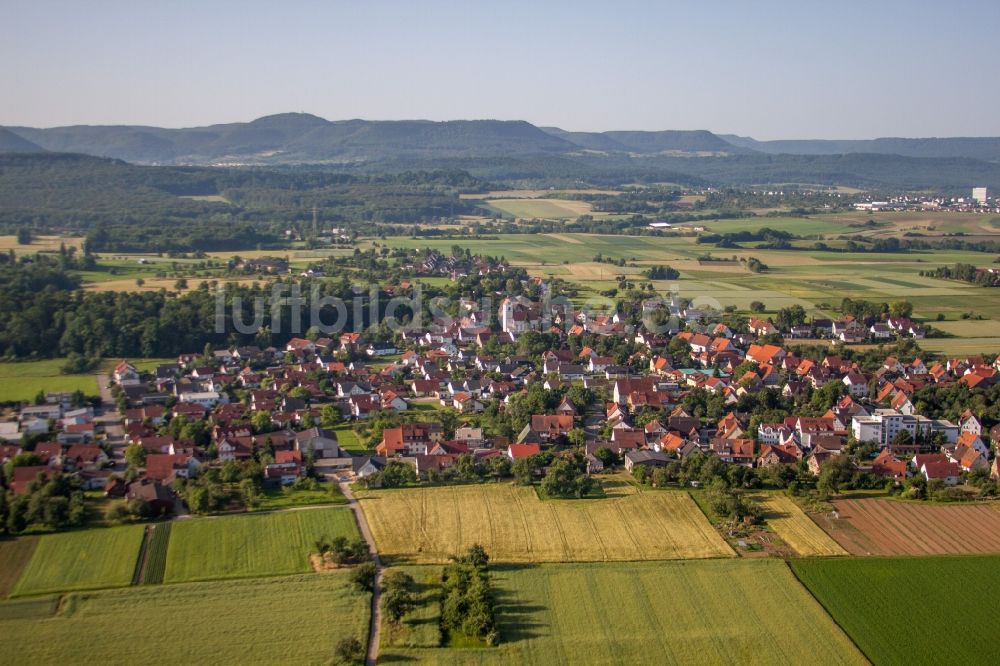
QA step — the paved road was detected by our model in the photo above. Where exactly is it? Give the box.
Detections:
[339,481,383,666]
[95,373,114,407]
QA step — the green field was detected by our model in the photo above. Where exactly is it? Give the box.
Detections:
[0,538,38,597]
[382,559,866,665]
[12,525,145,597]
[141,523,171,585]
[0,574,369,664]
[163,508,359,583]
[792,556,1000,665]
[0,359,98,402]
[484,198,593,220]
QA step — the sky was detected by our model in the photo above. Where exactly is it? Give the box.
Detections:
[2,0,999,139]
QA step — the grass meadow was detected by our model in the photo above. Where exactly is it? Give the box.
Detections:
[12,525,145,597]
[356,482,733,564]
[0,359,98,402]
[792,556,1000,665]
[382,559,866,665]
[163,507,358,583]
[0,574,369,664]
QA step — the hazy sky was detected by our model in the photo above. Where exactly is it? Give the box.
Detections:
[2,0,998,139]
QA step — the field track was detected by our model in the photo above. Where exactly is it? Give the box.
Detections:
[815,498,1000,556]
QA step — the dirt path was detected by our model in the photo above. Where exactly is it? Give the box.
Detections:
[339,481,383,666]
[132,525,154,585]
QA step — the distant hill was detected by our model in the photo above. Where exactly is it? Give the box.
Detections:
[0,128,45,153]
[720,135,1000,162]
[5,114,577,164]
[540,127,749,154]
[7,114,1000,166]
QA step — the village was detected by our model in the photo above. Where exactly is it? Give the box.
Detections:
[3,268,999,523]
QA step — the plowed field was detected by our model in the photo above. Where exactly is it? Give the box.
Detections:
[814,498,1000,556]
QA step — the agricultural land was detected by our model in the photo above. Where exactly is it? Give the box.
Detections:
[381,559,867,665]
[812,498,1000,556]
[163,507,359,583]
[792,556,1000,665]
[356,482,732,563]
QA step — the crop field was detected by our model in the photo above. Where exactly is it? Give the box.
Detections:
[792,556,1000,665]
[141,523,171,585]
[813,498,1000,556]
[356,483,733,563]
[757,494,847,557]
[0,234,85,252]
[0,574,369,664]
[163,507,358,583]
[382,559,866,665]
[12,525,145,597]
[484,198,595,220]
[0,359,98,402]
[0,538,38,597]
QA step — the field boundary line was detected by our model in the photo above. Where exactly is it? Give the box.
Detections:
[784,560,875,666]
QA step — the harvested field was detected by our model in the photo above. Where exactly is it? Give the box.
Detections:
[814,498,1000,556]
[0,538,38,598]
[757,494,847,557]
[356,483,733,563]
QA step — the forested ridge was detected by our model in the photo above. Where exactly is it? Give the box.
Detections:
[0,154,484,251]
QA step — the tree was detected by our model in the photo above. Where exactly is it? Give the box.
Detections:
[250,410,273,434]
[540,454,594,499]
[485,455,511,481]
[381,570,416,625]
[350,561,376,592]
[333,637,365,665]
[593,447,616,469]
[459,543,490,569]
[124,443,146,468]
[239,477,260,508]
[890,301,914,318]
[817,455,854,496]
[374,460,416,488]
[320,404,343,428]
[512,456,539,485]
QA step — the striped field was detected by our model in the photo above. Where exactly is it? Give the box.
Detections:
[758,494,847,557]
